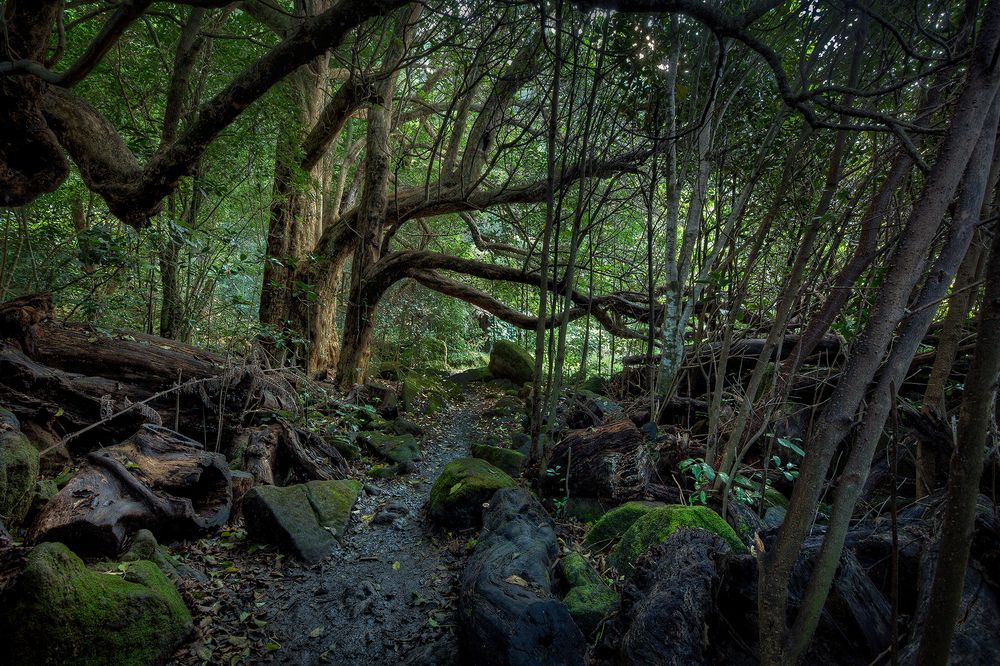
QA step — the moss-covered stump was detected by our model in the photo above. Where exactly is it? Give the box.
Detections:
[561,552,618,635]
[584,501,665,547]
[243,479,362,561]
[359,431,422,468]
[610,505,745,575]
[428,458,516,529]
[487,340,534,384]
[470,443,525,477]
[0,541,192,666]
[0,426,40,528]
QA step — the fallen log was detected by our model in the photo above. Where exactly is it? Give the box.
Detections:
[0,294,299,452]
[619,528,731,665]
[459,487,586,666]
[29,424,232,557]
[541,420,652,501]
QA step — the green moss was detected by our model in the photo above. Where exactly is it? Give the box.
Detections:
[585,501,665,546]
[428,458,516,529]
[560,552,618,635]
[449,366,493,387]
[360,431,421,466]
[326,432,362,460]
[401,371,461,415]
[610,505,746,575]
[243,480,362,561]
[369,464,402,479]
[470,443,525,477]
[0,542,191,666]
[487,340,534,384]
[0,429,40,527]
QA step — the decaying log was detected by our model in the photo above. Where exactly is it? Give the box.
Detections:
[29,424,232,557]
[0,294,299,452]
[236,421,348,486]
[619,528,730,665]
[459,487,586,666]
[542,420,652,501]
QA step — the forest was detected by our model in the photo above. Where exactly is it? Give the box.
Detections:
[0,0,998,664]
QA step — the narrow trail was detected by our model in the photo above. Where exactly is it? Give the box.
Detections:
[171,385,511,666]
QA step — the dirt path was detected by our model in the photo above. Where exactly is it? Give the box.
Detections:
[170,385,510,666]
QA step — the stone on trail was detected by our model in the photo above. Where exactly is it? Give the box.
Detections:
[449,366,493,387]
[610,504,745,575]
[0,541,192,666]
[428,457,516,529]
[470,442,525,477]
[487,340,534,384]
[359,431,422,469]
[243,479,362,561]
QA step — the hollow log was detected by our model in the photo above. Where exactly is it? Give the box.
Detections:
[459,487,586,666]
[29,424,232,557]
[542,420,652,501]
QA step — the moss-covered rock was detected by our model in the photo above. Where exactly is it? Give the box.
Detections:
[0,541,192,666]
[585,501,665,547]
[386,417,424,437]
[428,458,516,529]
[561,552,618,635]
[0,428,40,527]
[325,431,362,460]
[487,340,534,384]
[449,366,493,387]
[243,479,362,561]
[359,431,422,468]
[610,505,746,574]
[470,443,525,477]
[483,394,524,418]
[368,464,403,479]
[400,371,461,416]
[578,375,609,396]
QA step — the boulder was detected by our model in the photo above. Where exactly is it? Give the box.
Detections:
[450,366,493,387]
[471,443,525,477]
[359,431,422,469]
[386,417,424,437]
[0,425,39,528]
[429,458,516,529]
[488,340,534,384]
[459,487,586,665]
[243,479,361,561]
[610,505,745,575]
[585,501,665,547]
[484,394,524,418]
[561,551,618,636]
[0,541,192,666]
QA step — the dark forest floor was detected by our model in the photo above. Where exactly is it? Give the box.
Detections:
[168,385,514,666]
